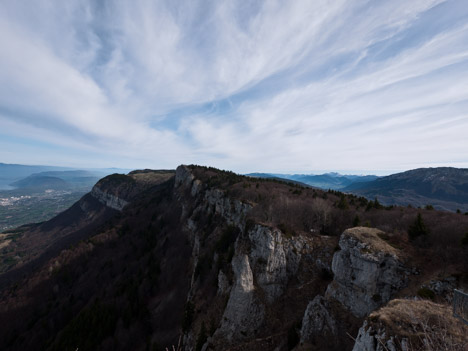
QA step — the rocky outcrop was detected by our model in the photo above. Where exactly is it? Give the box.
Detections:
[300,295,337,344]
[175,165,195,188]
[215,254,265,341]
[326,227,408,317]
[90,186,129,211]
[175,165,251,226]
[352,320,404,351]
[299,227,409,348]
[173,165,343,349]
[352,299,468,351]
[420,276,458,302]
[249,225,296,302]
[91,170,174,211]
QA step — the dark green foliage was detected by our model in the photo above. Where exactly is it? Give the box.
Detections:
[425,204,434,210]
[278,223,296,238]
[191,166,245,188]
[182,301,195,332]
[141,228,158,252]
[358,196,369,207]
[461,232,468,247]
[374,197,382,209]
[408,213,429,240]
[118,222,130,237]
[337,195,349,210]
[320,268,334,281]
[209,319,216,336]
[148,253,161,287]
[50,300,118,351]
[103,173,136,184]
[194,253,213,280]
[366,197,383,211]
[196,322,208,351]
[456,209,461,214]
[287,320,302,350]
[417,287,435,300]
[215,225,239,253]
[353,215,361,227]
[244,218,256,233]
[54,265,75,286]
[226,246,234,263]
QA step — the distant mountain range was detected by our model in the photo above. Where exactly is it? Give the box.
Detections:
[248,167,468,212]
[0,164,133,231]
[10,171,103,191]
[246,172,379,190]
[0,163,130,190]
[343,167,468,212]
[1,165,467,351]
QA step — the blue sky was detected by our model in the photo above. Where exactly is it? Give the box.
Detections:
[0,0,467,174]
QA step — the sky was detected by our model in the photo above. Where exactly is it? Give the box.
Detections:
[0,0,468,175]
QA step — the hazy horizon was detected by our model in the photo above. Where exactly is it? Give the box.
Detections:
[3,160,466,178]
[1,1,467,173]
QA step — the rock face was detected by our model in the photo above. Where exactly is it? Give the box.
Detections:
[300,295,337,344]
[173,166,335,349]
[421,276,458,302]
[300,227,409,349]
[248,224,300,302]
[91,186,129,211]
[92,170,175,211]
[215,254,265,340]
[352,299,468,351]
[325,227,407,317]
[352,320,403,351]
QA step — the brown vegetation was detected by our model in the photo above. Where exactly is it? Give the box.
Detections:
[0,165,467,350]
[369,299,468,350]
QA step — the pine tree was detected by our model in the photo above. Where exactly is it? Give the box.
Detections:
[337,195,349,210]
[196,322,207,351]
[353,215,361,227]
[408,213,429,240]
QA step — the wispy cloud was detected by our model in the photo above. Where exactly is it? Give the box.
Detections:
[0,0,467,172]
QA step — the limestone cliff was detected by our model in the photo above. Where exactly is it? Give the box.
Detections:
[2,164,468,351]
[92,170,174,211]
[90,186,129,211]
[299,296,336,344]
[325,227,408,317]
[174,165,335,350]
[214,254,264,340]
[300,227,409,349]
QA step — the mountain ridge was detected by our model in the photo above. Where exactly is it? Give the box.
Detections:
[0,165,466,350]
[344,167,468,212]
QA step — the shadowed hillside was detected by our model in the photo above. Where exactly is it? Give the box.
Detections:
[345,167,468,212]
[0,166,466,351]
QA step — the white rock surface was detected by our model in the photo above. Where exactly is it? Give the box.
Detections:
[90,186,129,211]
[326,228,407,317]
[300,295,337,344]
[352,321,407,351]
[215,254,264,341]
[248,225,288,302]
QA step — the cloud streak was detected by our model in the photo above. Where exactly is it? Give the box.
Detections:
[0,0,467,172]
